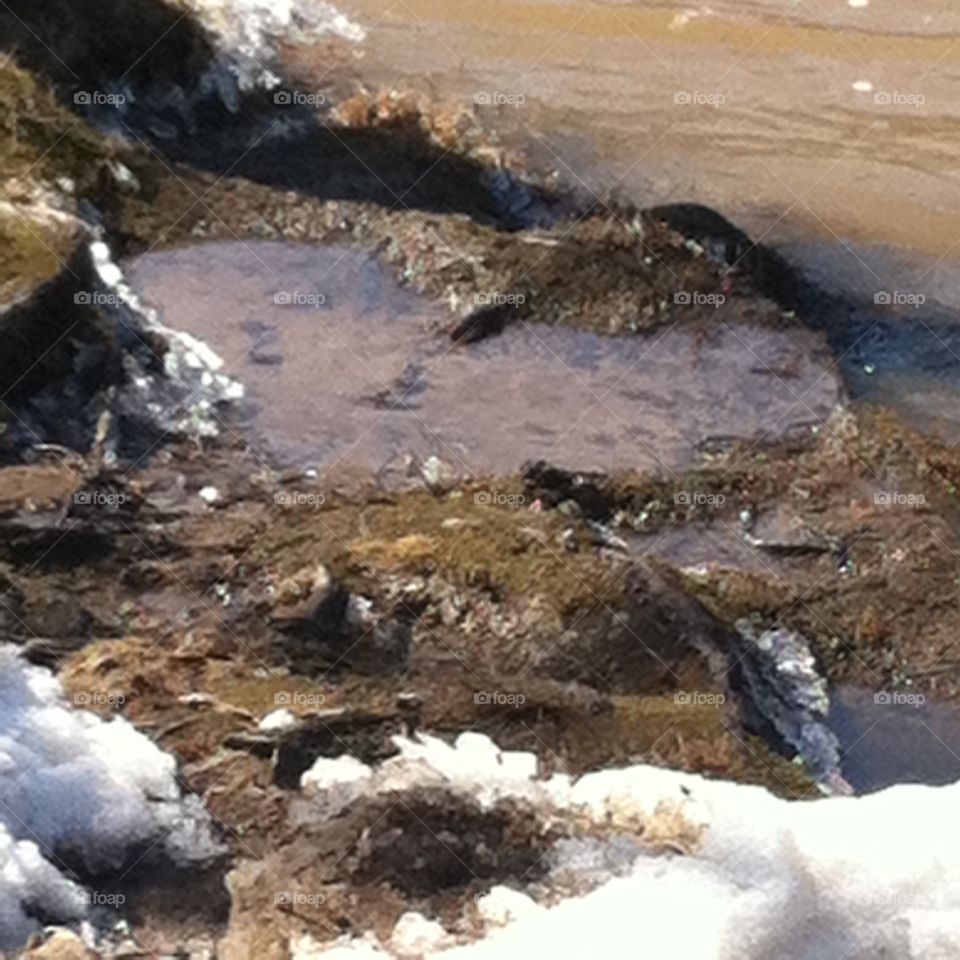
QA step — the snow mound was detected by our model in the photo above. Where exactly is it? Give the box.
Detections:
[298,731,960,960]
[0,645,220,949]
[184,0,365,105]
[191,0,366,59]
[301,731,547,813]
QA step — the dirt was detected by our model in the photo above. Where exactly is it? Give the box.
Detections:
[1,1,958,956]
[0,443,812,953]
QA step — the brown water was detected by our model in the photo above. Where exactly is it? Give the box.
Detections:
[325,0,960,305]
[125,241,840,484]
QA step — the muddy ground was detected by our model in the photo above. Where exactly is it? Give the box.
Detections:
[3,2,960,956]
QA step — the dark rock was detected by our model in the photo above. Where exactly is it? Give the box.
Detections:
[0,566,25,636]
[538,561,727,694]
[271,565,350,635]
[522,460,615,520]
[729,619,844,789]
[351,791,552,896]
[272,568,415,677]
[641,202,806,311]
[0,220,127,460]
[225,709,406,789]
[451,301,517,344]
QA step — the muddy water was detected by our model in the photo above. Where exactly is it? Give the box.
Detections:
[325,0,960,306]
[831,686,960,793]
[125,241,839,483]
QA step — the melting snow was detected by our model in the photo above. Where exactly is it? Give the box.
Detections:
[298,732,960,960]
[0,646,219,949]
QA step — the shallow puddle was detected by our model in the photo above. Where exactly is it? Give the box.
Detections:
[830,686,960,794]
[125,241,840,484]
[837,310,960,445]
[274,0,960,452]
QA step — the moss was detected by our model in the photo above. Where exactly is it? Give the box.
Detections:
[601,695,817,797]
[0,56,116,307]
[0,55,110,194]
[250,484,626,616]
[0,214,66,304]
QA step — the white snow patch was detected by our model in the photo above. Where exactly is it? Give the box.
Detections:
[301,754,373,791]
[89,236,244,437]
[390,913,454,956]
[199,485,221,504]
[474,887,542,928]
[190,0,365,56]
[259,707,298,732]
[0,645,218,949]
[301,732,546,817]
[295,731,960,960]
[294,932,387,959]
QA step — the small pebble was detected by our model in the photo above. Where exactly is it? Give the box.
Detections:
[259,708,298,732]
[199,486,219,504]
[852,80,874,93]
